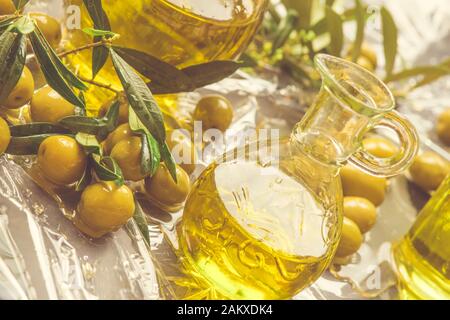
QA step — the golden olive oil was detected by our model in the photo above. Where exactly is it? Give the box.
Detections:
[180,160,336,300]
[393,175,450,299]
[64,0,266,113]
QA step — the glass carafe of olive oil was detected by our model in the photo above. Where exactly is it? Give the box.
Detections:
[63,0,268,113]
[179,54,419,300]
[393,174,450,300]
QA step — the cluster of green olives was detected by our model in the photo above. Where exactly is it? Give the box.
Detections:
[335,135,397,262]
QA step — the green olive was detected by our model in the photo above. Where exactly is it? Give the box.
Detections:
[30,13,62,49]
[144,163,190,212]
[37,136,87,186]
[0,0,15,15]
[110,136,148,181]
[437,108,450,146]
[98,100,129,125]
[103,123,135,155]
[166,130,197,174]
[0,66,35,109]
[340,165,387,206]
[409,151,450,192]
[0,117,11,155]
[363,135,398,158]
[336,217,363,258]
[346,55,375,71]
[75,181,135,238]
[30,86,76,123]
[193,95,234,132]
[343,197,377,234]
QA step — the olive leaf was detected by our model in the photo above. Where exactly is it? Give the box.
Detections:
[30,26,86,108]
[110,48,166,145]
[82,28,116,38]
[91,154,124,186]
[0,17,17,32]
[112,46,193,92]
[133,200,150,246]
[60,116,107,135]
[181,60,242,89]
[282,0,314,29]
[385,66,450,83]
[160,142,177,183]
[129,107,161,177]
[325,6,344,57]
[12,0,29,10]
[271,9,299,56]
[75,132,102,155]
[381,7,398,77]
[9,123,69,137]
[351,0,366,62]
[83,0,112,79]
[0,30,26,101]
[7,134,61,155]
[75,165,92,192]
[104,99,120,132]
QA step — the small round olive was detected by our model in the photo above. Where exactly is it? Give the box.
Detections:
[336,217,363,258]
[37,136,87,186]
[0,0,15,15]
[409,151,450,192]
[30,13,62,49]
[166,130,197,174]
[144,163,190,212]
[30,86,76,123]
[193,95,234,132]
[347,44,378,70]
[0,117,11,155]
[110,136,148,181]
[340,165,387,206]
[98,100,129,125]
[437,108,450,146]
[75,181,135,238]
[363,135,398,158]
[346,55,375,71]
[103,123,135,155]
[0,66,34,109]
[343,197,377,234]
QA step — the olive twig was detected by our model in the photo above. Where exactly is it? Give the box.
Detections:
[57,41,105,58]
[77,75,121,95]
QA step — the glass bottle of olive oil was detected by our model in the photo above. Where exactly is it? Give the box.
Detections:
[393,174,450,300]
[63,0,267,114]
[179,55,419,300]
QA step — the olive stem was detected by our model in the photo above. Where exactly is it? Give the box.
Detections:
[57,41,105,58]
[78,75,121,95]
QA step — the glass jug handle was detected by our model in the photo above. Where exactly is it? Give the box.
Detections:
[349,111,419,178]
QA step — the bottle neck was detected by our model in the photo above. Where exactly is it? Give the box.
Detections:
[291,87,371,167]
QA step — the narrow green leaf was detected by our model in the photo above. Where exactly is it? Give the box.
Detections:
[12,0,29,10]
[0,17,17,31]
[60,116,107,135]
[181,60,242,88]
[133,200,150,246]
[271,9,298,55]
[82,28,116,38]
[325,6,344,56]
[75,132,102,155]
[129,107,161,176]
[29,29,85,108]
[9,123,69,137]
[113,46,193,92]
[9,16,35,35]
[110,48,166,145]
[385,66,450,83]
[104,99,120,131]
[6,134,59,155]
[32,22,87,91]
[0,31,26,101]
[351,0,366,62]
[91,154,124,185]
[282,0,314,29]
[75,166,92,192]
[83,0,111,79]
[160,142,177,183]
[381,7,398,77]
